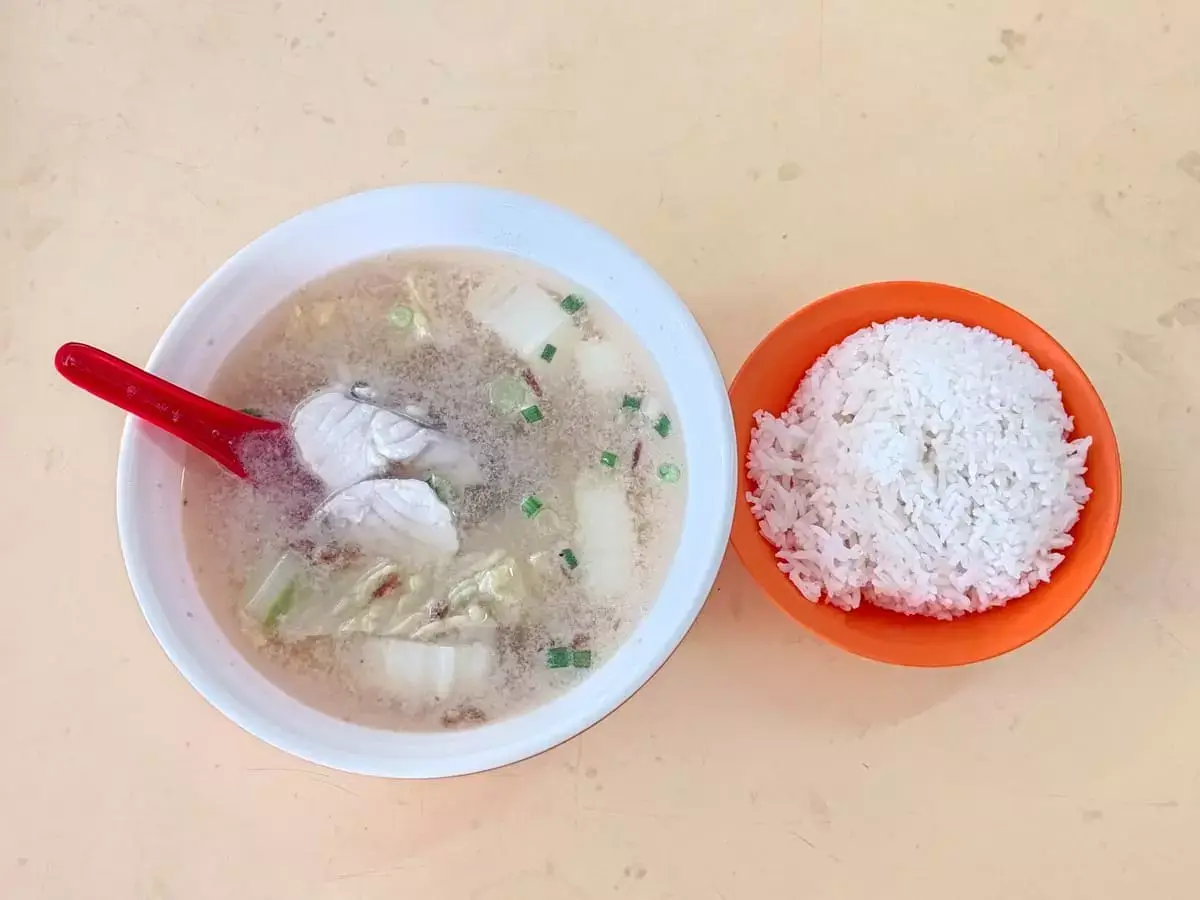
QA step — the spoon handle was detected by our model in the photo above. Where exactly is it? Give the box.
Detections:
[54,342,280,478]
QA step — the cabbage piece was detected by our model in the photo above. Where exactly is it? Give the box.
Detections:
[357,637,496,700]
[574,475,637,600]
[467,275,577,361]
[263,557,402,640]
[244,550,309,627]
[441,550,529,626]
[334,550,531,641]
[575,339,630,394]
[337,571,434,637]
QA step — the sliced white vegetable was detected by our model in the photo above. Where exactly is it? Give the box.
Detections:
[575,339,630,394]
[468,274,575,361]
[358,637,496,700]
[317,478,459,562]
[640,395,665,423]
[244,550,308,625]
[292,389,482,492]
[573,476,637,600]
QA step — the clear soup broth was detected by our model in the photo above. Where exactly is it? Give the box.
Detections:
[183,250,686,730]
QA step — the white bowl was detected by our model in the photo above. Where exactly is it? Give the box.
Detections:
[117,185,735,778]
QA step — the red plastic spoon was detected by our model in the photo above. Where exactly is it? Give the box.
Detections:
[55,342,286,480]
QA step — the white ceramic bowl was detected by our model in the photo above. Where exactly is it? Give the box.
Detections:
[117,185,735,778]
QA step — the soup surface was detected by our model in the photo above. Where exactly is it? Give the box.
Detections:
[183,250,686,730]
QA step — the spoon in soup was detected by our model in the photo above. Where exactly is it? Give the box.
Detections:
[54,342,289,480]
[56,342,465,559]
[54,342,477,489]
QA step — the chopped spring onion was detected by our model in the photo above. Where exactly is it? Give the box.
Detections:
[540,343,558,362]
[599,451,618,468]
[654,414,672,437]
[621,394,642,412]
[239,407,264,418]
[388,305,415,329]
[520,495,544,518]
[546,647,572,668]
[559,548,579,570]
[658,463,681,483]
[520,404,544,424]
[560,294,585,314]
[488,376,530,416]
[572,649,592,669]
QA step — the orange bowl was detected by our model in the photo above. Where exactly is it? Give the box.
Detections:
[729,281,1122,667]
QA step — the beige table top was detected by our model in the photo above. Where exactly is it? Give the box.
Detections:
[4,1,1200,897]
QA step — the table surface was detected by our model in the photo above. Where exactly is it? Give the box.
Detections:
[4,1,1200,897]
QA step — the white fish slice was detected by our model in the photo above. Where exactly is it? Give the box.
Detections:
[316,478,459,562]
[292,389,482,492]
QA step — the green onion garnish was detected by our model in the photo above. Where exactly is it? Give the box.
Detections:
[520,495,544,518]
[599,451,618,468]
[572,649,592,669]
[520,404,544,424]
[540,343,557,362]
[239,407,264,418]
[654,414,672,437]
[546,647,572,668]
[621,394,642,412]
[560,294,585,314]
[559,548,579,570]
[388,305,415,328]
[658,463,681,483]
[488,377,529,416]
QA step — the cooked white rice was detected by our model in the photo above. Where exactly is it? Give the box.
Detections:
[746,317,1092,618]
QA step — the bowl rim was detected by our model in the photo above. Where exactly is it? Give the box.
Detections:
[115,184,736,776]
[729,280,1122,666]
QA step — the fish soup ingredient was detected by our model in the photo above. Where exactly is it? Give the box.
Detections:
[573,476,637,601]
[657,462,681,483]
[358,637,496,700]
[546,647,572,668]
[487,376,531,417]
[244,550,308,627]
[468,274,575,361]
[316,478,459,562]
[291,389,481,491]
[575,339,629,394]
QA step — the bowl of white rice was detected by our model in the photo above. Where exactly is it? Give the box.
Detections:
[729,281,1121,666]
